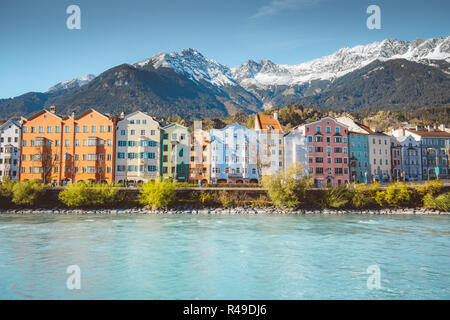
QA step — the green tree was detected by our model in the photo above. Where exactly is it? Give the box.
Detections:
[375,182,412,208]
[262,163,313,208]
[12,180,45,206]
[138,178,176,209]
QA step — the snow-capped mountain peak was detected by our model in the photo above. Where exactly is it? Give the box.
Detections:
[134,48,236,87]
[231,36,450,88]
[48,74,96,92]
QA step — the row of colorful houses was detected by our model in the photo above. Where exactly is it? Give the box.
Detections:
[0,106,449,187]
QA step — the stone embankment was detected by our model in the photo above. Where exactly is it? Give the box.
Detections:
[1,207,448,215]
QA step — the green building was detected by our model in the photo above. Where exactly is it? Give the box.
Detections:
[160,123,190,182]
[348,132,370,183]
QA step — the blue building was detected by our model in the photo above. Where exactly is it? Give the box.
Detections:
[209,123,259,183]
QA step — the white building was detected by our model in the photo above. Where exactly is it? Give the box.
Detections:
[115,111,161,184]
[0,120,21,181]
[284,130,308,174]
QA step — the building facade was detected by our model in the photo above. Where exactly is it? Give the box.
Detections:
[348,132,370,184]
[189,122,211,184]
[115,111,160,184]
[210,123,259,184]
[284,130,308,174]
[298,117,350,188]
[0,120,21,181]
[19,107,118,185]
[390,137,403,181]
[254,112,284,176]
[395,128,450,180]
[397,135,422,181]
[160,123,190,182]
[368,133,392,182]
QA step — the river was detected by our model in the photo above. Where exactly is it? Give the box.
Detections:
[0,213,449,299]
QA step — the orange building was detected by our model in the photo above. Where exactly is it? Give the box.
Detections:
[19,107,119,185]
[189,122,211,184]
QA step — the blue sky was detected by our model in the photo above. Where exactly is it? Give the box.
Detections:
[0,0,449,98]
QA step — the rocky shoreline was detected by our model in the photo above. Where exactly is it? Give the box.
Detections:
[0,207,448,215]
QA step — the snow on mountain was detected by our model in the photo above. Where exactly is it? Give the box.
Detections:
[134,48,236,87]
[232,36,450,88]
[48,74,96,92]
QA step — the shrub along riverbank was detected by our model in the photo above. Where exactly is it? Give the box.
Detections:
[0,176,449,212]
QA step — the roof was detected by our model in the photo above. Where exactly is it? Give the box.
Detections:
[255,114,283,133]
[75,108,111,120]
[0,119,20,130]
[405,128,450,138]
[22,109,63,122]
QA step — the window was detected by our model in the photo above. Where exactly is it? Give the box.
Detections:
[316,126,321,132]
[39,126,44,133]
[130,130,135,136]
[65,126,70,133]
[47,126,52,133]
[326,127,331,133]
[140,130,146,136]
[308,136,312,142]
[91,126,96,133]
[64,140,70,147]
[75,126,80,133]
[100,125,105,133]
[151,130,155,135]
[83,126,88,133]
[335,127,340,134]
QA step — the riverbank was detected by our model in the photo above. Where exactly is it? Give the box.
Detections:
[1,207,448,215]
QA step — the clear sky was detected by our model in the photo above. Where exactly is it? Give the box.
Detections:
[0,0,449,98]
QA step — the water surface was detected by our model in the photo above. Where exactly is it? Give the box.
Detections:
[0,213,449,299]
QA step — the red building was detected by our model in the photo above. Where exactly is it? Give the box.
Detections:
[297,117,350,187]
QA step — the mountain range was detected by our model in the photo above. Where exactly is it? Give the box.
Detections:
[1,36,449,120]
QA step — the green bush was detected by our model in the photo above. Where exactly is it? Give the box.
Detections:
[351,183,380,209]
[375,182,412,208]
[138,178,176,209]
[199,190,215,207]
[321,186,351,209]
[423,192,450,211]
[0,178,16,199]
[262,163,313,208]
[59,182,124,207]
[12,180,46,206]
[415,180,443,197]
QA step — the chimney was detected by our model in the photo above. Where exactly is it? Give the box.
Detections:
[49,106,56,114]
[120,112,125,118]
[71,111,75,118]
[439,124,445,131]
[274,110,279,121]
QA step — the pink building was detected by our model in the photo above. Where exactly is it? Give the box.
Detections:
[298,117,350,187]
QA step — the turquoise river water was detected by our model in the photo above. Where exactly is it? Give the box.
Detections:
[0,213,449,299]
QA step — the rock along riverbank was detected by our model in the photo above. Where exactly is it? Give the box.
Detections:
[0,207,448,215]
